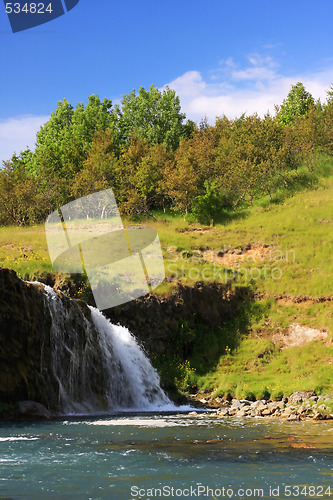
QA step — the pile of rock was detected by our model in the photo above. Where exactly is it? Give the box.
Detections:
[211,392,333,421]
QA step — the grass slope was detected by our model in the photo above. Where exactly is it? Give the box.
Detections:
[0,172,332,400]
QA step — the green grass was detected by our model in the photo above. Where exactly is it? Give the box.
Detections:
[0,225,52,279]
[159,295,333,399]
[196,335,333,400]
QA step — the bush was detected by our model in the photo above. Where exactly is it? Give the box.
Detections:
[192,181,229,225]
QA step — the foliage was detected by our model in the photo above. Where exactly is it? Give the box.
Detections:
[277,82,314,126]
[28,95,115,179]
[192,180,227,225]
[0,161,49,225]
[325,83,333,107]
[71,129,118,199]
[2,81,333,225]
[114,84,194,151]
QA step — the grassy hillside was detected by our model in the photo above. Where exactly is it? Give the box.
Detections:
[154,175,333,297]
[1,171,332,400]
[153,175,333,399]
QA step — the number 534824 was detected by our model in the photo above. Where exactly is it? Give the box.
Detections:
[5,3,53,14]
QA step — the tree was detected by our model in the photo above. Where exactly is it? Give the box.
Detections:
[315,85,333,154]
[0,161,49,225]
[28,95,114,179]
[111,134,149,216]
[163,138,200,218]
[277,82,314,126]
[115,84,193,150]
[326,84,333,107]
[71,129,118,199]
[135,143,173,213]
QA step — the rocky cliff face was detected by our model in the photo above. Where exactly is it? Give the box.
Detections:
[0,268,106,412]
[0,268,53,407]
[106,282,251,357]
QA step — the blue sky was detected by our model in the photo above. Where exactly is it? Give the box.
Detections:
[1,0,333,163]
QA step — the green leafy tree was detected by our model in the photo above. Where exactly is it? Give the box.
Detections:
[282,105,322,170]
[326,84,333,107]
[163,139,200,218]
[0,161,49,225]
[320,85,333,153]
[112,135,149,216]
[277,82,314,126]
[115,84,193,150]
[71,129,118,199]
[28,95,114,179]
[135,143,173,213]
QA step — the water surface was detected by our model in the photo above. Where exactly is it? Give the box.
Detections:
[1,414,332,499]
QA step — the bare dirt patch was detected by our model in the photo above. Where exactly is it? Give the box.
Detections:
[272,323,328,349]
[203,244,273,268]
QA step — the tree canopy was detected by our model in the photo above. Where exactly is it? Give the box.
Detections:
[1,81,333,226]
[114,84,194,150]
[277,82,314,126]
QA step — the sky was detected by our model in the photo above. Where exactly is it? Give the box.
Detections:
[1,0,333,163]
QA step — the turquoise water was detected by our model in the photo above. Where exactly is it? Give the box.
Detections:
[0,414,332,499]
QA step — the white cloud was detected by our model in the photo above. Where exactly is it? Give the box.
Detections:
[165,70,207,99]
[231,54,278,82]
[164,54,333,123]
[0,114,48,164]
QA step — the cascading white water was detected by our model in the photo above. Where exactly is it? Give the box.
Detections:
[41,285,174,414]
[90,307,172,411]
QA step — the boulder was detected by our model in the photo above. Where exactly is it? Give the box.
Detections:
[287,413,300,421]
[270,401,285,411]
[261,408,273,416]
[236,408,250,417]
[318,395,331,402]
[288,391,315,405]
[217,408,229,417]
[298,405,307,414]
[17,401,51,420]
[281,407,296,418]
[250,408,262,417]
[252,400,268,411]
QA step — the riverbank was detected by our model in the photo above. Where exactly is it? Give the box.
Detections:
[1,392,333,423]
[189,390,333,421]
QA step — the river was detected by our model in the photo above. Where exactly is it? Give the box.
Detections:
[1,414,332,499]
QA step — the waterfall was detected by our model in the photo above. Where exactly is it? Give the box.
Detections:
[41,285,173,414]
